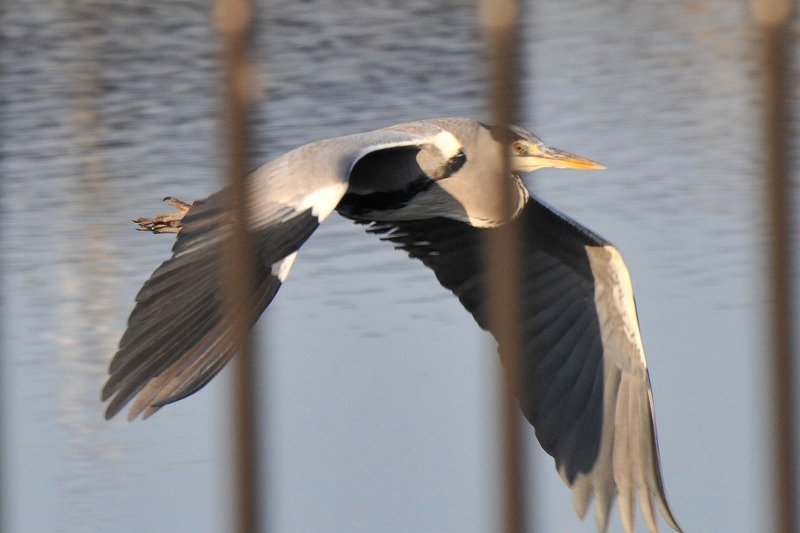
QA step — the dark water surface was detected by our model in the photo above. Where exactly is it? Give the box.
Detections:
[2,0,797,531]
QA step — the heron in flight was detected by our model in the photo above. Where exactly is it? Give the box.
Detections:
[103,118,681,532]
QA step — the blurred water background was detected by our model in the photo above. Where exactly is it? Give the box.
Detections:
[1,0,798,531]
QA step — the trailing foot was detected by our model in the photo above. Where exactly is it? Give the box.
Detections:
[134,197,191,234]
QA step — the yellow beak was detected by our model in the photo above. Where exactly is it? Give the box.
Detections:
[535,145,606,170]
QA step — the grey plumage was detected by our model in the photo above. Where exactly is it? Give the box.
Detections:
[104,117,681,533]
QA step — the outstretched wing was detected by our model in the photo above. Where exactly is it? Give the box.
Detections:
[367,195,681,533]
[103,127,452,420]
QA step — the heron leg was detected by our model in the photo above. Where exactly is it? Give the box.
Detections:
[134,197,191,234]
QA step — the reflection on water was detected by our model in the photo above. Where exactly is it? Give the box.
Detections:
[2,0,797,531]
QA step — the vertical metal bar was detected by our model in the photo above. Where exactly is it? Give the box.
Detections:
[214,1,262,532]
[0,49,3,533]
[478,1,528,532]
[750,1,797,531]
[1,4,6,531]
[0,19,4,532]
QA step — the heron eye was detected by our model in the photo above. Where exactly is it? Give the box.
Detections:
[513,142,526,154]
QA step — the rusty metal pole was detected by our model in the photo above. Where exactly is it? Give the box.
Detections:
[478,1,528,532]
[214,0,262,532]
[750,1,797,531]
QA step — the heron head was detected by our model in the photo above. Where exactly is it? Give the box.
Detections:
[508,126,605,173]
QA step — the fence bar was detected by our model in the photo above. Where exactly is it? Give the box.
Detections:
[0,108,3,533]
[214,1,262,532]
[750,1,797,531]
[478,1,528,532]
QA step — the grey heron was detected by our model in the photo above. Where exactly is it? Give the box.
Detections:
[103,117,681,533]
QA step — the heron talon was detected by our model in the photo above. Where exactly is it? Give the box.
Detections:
[163,197,192,211]
[134,197,191,234]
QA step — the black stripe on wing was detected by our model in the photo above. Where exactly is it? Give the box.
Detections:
[367,196,608,482]
[339,145,467,217]
[103,193,319,420]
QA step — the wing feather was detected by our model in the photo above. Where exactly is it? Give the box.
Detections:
[365,194,681,532]
[104,127,445,419]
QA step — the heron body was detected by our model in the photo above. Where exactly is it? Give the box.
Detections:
[104,118,681,533]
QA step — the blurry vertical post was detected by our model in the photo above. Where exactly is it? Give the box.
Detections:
[0,56,3,533]
[478,0,529,532]
[213,0,262,532]
[750,0,797,531]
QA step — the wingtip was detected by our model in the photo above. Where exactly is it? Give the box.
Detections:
[103,389,132,421]
[103,402,119,421]
[100,381,114,402]
[141,406,159,420]
[101,365,129,400]
[594,490,613,533]
[660,503,683,533]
